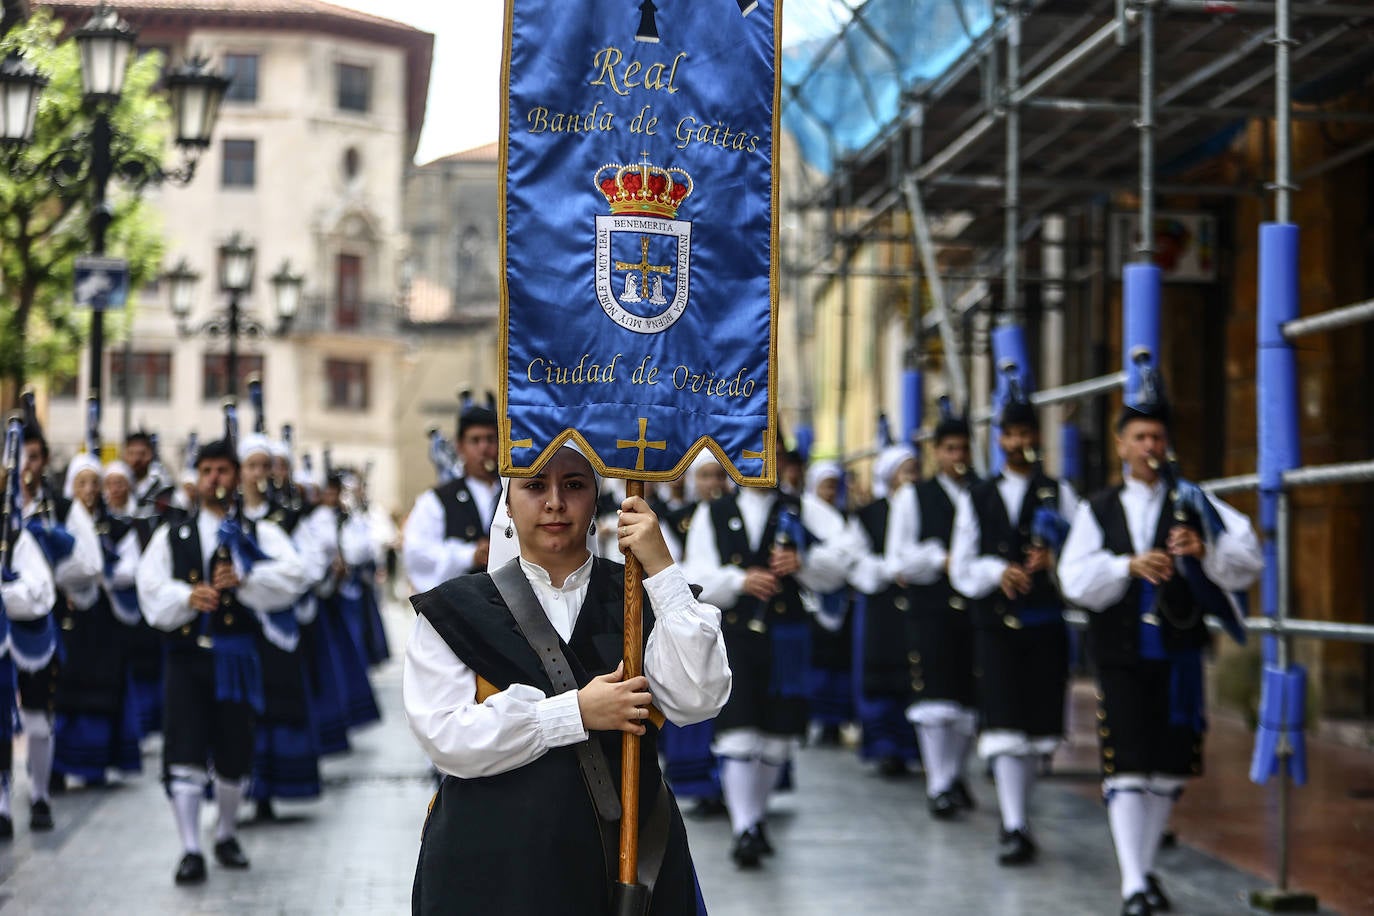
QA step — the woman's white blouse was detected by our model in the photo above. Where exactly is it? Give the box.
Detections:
[404,557,732,780]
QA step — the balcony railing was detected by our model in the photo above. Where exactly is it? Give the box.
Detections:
[293,295,402,335]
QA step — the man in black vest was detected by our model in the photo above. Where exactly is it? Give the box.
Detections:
[135,439,305,885]
[885,409,979,820]
[403,396,501,593]
[1059,385,1261,916]
[949,395,1078,865]
[681,480,843,867]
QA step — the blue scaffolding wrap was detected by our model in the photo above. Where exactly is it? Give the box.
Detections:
[783,0,995,173]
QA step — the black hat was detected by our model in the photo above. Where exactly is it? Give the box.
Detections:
[933,396,970,443]
[18,388,44,448]
[457,389,498,438]
[195,438,240,468]
[1117,348,1172,432]
[997,367,1039,431]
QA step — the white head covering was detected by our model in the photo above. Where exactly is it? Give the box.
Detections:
[804,460,844,497]
[268,439,290,460]
[63,452,103,500]
[487,442,601,570]
[102,459,133,481]
[872,444,918,499]
[685,449,724,502]
[238,433,272,462]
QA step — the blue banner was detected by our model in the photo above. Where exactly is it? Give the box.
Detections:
[500,0,780,485]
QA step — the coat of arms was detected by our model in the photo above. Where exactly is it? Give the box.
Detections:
[593,158,694,334]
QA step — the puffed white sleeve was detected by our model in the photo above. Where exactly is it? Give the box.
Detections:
[1201,496,1264,592]
[948,490,1006,600]
[642,565,731,725]
[403,615,589,779]
[884,484,948,584]
[237,521,308,613]
[1,530,56,622]
[845,517,892,595]
[680,502,746,608]
[55,504,103,607]
[136,525,196,631]
[402,491,478,593]
[1057,501,1133,612]
[106,528,141,590]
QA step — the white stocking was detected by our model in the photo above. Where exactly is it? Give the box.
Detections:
[719,758,760,836]
[1106,787,1150,898]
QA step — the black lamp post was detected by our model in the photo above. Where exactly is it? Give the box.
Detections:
[169,233,302,399]
[0,2,227,429]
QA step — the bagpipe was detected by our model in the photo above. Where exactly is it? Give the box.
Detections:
[212,399,271,587]
[426,426,460,485]
[18,390,75,568]
[1147,451,1248,645]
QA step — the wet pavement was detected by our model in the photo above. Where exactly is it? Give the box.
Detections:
[0,603,1363,914]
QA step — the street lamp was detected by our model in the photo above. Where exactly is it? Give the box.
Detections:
[0,52,46,146]
[0,2,228,434]
[169,234,303,399]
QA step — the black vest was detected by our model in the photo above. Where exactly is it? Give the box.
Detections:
[910,480,964,613]
[165,514,261,650]
[969,472,1063,621]
[410,559,696,915]
[433,479,491,569]
[707,492,806,629]
[1086,487,1207,664]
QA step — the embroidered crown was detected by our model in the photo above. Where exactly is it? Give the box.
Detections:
[595,159,694,219]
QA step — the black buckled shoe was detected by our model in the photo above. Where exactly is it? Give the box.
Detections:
[877,757,909,778]
[755,821,775,856]
[29,799,54,831]
[927,791,959,820]
[1121,891,1153,916]
[997,828,1037,866]
[254,798,277,822]
[1145,874,1172,912]
[213,837,251,870]
[949,778,976,811]
[174,852,207,885]
[730,826,765,869]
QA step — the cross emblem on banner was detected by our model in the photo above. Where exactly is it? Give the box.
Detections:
[616,418,667,470]
[615,236,673,292]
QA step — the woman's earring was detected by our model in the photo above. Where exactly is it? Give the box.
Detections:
[588,520,596,537]
[504,520,514,539]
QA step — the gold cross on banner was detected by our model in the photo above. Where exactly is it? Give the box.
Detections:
[615,235,673,292]
[616,417,667,471]
[502,418,532,451]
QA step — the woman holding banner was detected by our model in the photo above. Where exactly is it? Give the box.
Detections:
[404,444,731,915]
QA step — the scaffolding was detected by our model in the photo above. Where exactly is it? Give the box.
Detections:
[782,0,1374,909]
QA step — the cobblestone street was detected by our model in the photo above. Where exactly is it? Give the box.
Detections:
[0,604,1339,914]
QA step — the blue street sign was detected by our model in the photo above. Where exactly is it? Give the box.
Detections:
[73,255,131,310]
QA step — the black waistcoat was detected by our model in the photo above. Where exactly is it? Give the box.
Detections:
[409,558,697,916]
[910,480,962,612]
[856,498,912,695]
[1086,487,1208,665]
[707,492,806,629]
[165,514,261,650]
[970,472,1063,622]
[433,479,490,571]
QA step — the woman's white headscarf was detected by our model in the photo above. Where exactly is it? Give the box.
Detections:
[102,459,133,482]
[684,449,724,503]
[872,444,918,499]
[486,442,601,570]
[63,452,103,500]
[804,460,844,498]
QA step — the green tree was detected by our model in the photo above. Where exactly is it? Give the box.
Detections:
[0,9,166,395]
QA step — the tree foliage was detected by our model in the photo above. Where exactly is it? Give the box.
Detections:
[0,9,167,393]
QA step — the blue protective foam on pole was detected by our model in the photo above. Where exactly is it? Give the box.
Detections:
[901,369,923,446]
[794,426,814,464]
[1256,223,1301,666]
[1122,263,1162,403]
[989,322,1031,474]
[1250,663,1308,787]
[1060,422,1081,482]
